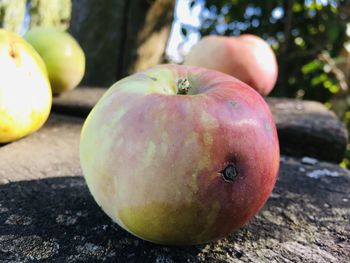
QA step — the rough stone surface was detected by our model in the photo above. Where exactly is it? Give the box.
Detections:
[267,98,348,163]
[0,114,83,182]
[0,114,349,262]
[53,87,348,163]
[52,87,106,118]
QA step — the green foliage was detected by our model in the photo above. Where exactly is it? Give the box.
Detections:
[0,0,71,33]
[29,0,71,30]
[0,0,26,33]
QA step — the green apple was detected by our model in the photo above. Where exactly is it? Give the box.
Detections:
[0,29,52,143]
[24,27,85,95]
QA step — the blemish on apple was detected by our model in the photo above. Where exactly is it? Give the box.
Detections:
[203,132,213,146]
[160,142,168,156]
[201,111,219,129]
[220,163,238,183]
[264,122,273,134]
[229,100,239,108]
[144,141,156,166]
[189,173,199,193]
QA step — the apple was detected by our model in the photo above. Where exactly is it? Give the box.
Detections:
[184,34,278,96]
[24,27,85,95]
[80,64,280,245]
[0,29,52,143]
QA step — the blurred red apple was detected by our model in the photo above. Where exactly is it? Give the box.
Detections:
[80,64,280,245]
[184,34,278,96]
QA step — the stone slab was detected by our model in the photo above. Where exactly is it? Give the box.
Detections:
[0,114,83,183]
[267,98,348,163]
[52,87,105,118]
[0,114,349,262]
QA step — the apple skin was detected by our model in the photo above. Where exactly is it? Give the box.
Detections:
[80,64,280,245]
[24,27,85,95]
[0,29,52,143]
[184,34,278,96]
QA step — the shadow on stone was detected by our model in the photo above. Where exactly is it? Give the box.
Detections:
[0,158,349,262]
[0,142,10,148]
[0,176,206,262]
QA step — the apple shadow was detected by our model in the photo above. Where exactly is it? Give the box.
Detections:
[0,176,207,262]
[0,142,10,148]
[0,158,349,262]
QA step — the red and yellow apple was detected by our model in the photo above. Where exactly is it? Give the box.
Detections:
[184,34,278,96]
[80,64,280,245]
[0,29,52,143]
[24,27,85,95]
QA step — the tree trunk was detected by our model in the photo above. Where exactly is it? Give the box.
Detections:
[70,0,176,86]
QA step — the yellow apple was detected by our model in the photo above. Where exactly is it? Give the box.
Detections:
[0,29,52,143]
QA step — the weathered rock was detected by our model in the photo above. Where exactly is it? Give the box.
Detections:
[0,113,349,262]
[52,87,105,117]
[267,98,348,163]
[52,87,348,163]
[0,114,83,182]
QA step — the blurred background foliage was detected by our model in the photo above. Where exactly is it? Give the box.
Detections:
[180,0,350,167]
[0,0,70,33]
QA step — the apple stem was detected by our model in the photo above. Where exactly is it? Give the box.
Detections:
[177,78,191,95]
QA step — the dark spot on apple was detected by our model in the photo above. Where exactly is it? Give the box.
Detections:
[220,163,238,183]
[149,76,157,81]
[264,122,272,133]
[10,49,16,58]
[229,100,239,108]
[9,42,20,65]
